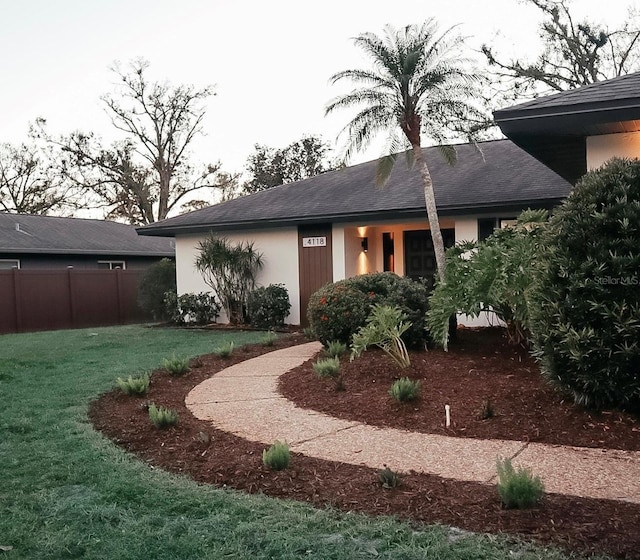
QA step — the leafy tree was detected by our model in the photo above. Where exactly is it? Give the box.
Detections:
[195,236,264,324]
[483,0,640,98]
[0,139,78,215]
[326,20,487,280]
[427,210,548,350]
[243,135,334,194]
[45,59,230,224]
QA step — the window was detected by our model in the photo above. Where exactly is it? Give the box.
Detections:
[0,259,20,270]
[97,260,126,270]
[477,218,498,242]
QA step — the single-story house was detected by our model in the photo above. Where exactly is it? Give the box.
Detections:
[494,71,640,179]
[0,213,175,270]
[138,138,571,325]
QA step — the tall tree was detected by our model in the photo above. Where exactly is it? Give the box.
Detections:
[482,0,640,98]
[0,139,77,215]
[47,59,229,224]
[243,135,335,194]
[326,20,486,280]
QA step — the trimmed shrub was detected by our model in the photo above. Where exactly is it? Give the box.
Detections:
[262,441,290,470]
[247,284,291,329]
[307,272,430,347]
[307,283,371,345]
[496,458,543,509]
[164,292,221,325]
[530,159,640,409]
[137,258,176,320]
[116,374,150,396]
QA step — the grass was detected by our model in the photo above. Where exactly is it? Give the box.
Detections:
[0,324,593,559]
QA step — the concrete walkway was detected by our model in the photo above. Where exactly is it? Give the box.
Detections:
[186,342,640,504]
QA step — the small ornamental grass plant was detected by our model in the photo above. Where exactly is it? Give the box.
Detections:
[351,305,411,368]
[496,457,544,509]
[324,340,347,358]
[312,357,340,378]
[163,354,191,376]
[478,399,495,420]
[116,374,150,396]
[389,377,420,402]
[148,403,178,428]
[261,331,278,347]
[262,440,290,470]
[378,466,402,489]
[214,340,234,358]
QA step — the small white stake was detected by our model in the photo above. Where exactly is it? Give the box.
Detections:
[445,404,451,427]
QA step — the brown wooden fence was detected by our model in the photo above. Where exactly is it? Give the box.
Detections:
[0,268,151,334]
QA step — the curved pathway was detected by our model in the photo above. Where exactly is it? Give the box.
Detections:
[186,342,640,504]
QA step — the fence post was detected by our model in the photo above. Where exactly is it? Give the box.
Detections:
[13,268,22,333]
[116,269,124,324]
[67,267,77,327]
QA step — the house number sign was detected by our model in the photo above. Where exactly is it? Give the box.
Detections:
[302,236,327,248]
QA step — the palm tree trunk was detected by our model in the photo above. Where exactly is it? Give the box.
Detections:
[413,145,446,282]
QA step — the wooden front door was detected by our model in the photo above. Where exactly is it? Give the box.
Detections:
[404,229,455,290]
[298,224,333,326]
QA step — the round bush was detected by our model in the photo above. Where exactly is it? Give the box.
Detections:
[307,282,371,345]
[137,258,176,320]
[307,272,430,347]
[247,284,291,329]
[530,158,640,409]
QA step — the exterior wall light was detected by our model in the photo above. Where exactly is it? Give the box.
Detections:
[361,237,368,252]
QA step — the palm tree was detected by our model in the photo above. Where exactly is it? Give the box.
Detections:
[326,20,486,280]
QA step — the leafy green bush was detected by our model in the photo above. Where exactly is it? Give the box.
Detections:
[148,403,179,428]
[307,272,429,347]
[214,340,234,358]
[312,357,340,378]
[116,374,150,396]
[428,209,548,349]
[496,458,543,509]
[262,441,290,470]
[530,159,640,409]
[351,305,411,368]
[137,258,177,321]
[324,340,347,358]
[163,354,190,376]
[247,284,291,329]
[164,292,221,325]
[388,377,420,402]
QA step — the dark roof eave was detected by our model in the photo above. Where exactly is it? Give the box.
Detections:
[137,198,565,237]
[0,248,175,257]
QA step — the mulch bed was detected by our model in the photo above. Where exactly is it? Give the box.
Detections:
[89,330,640,559]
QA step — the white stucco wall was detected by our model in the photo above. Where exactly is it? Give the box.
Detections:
[175,228,301,324]
[587,132,640,170]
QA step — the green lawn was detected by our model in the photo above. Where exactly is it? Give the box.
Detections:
[0,325,594,559]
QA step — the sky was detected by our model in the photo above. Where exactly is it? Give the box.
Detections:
[0,0,635,179]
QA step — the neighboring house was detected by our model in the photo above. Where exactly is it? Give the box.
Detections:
[0,213,175,270]
[494,71,640,181]
[138,138,570,325]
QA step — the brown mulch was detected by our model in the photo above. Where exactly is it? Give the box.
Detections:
[89,330,640,560]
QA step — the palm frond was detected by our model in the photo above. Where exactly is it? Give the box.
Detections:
[375,153,398,187]
[437,144,458,166]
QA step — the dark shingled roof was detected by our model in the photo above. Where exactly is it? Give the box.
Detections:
[138,139,571,237]
[494,72,640,184]
[0,213,175,256]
